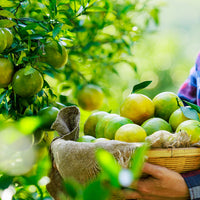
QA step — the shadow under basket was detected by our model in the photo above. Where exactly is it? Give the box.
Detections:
[147,147,200,173]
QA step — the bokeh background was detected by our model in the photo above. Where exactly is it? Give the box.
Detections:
[95,0,200,118]
[135,0,200,95]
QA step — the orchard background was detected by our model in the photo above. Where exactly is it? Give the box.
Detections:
[0,0,200,199]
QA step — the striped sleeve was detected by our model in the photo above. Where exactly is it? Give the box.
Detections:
[177,66,197,105]
[178,52,200,106]
[181,170,200,200]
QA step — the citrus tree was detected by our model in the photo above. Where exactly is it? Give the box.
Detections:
[0,0,163,199]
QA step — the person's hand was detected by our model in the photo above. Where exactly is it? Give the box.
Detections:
[122,162,190,200]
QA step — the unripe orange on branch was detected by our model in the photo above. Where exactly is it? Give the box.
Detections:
[40,39,68,69]
[0,58,14,88]
[77,84,104,111]
[12,67,43,97]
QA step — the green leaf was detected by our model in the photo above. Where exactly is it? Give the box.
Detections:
[130,143,149,180]
[0,0,15,7]
[0,90,8,104]
[64,178,82,199]
[180,106,200,121]
[0,173,13,189]
[95,148,121,188]
[83,178,110,200]
[87,0,98,7]
[131,81,152,93]
[24,66,36,76]
[0,19,16,28]
[53,23,63,38]
[183,100,200,113]
[0,10,16,19]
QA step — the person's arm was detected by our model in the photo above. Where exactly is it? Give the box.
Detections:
[181,170,200,200]
[122,162,190,200]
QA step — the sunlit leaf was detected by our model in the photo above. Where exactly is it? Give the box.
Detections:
[0,0,15,7]
[0,10,16,19]
[83,178,110,200]
[130,143,149,180]
[131,81,152,93]
[0,19,16,28]
[95,148,121,188]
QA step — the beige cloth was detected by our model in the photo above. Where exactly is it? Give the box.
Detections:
[46,106,142,200]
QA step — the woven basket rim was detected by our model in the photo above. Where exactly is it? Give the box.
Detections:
[147,147,200,158]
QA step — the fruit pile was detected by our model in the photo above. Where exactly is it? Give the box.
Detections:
[81,91,200,145]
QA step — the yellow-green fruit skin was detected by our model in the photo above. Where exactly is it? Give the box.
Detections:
[104,116,133,140]
[169,108,190,131]
[0,29,7,53]
[141,117,172,136]
[95,114,119,138]
[115,124,147,143]
[0,58,14,88]
[12,68,43,97]
[153,92,184,121]
[84,111,108,137]
[38,106,59,130]
[41,41,68,69]
[78,84,104,111]
[120,94,155,125]
[176,120,200,144]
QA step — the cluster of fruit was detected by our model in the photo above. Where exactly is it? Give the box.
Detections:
[81,91,200,144]
[0,28,68,98]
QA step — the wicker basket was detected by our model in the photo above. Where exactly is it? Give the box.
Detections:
[147,147,200,173]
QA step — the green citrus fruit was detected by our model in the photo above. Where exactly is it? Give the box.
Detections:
[0,58,14,88]
[141,117,172,136]
[3,28,13,48]
[77,84,104,111]
[175,120,200,144]
[84,111,108,137]
[104,116,133,139]
[0,29,7,53]
[153,92,184,121]
[12,67,43,97]
[95,113,119,138]
[169,107,191,131]
[37,106,59,130]
[77,135,96,142]
[40,40,68,69]
[115,124,147,142]
[120,93,155,125]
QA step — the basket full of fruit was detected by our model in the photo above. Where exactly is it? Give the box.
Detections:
[46,82,200,200]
